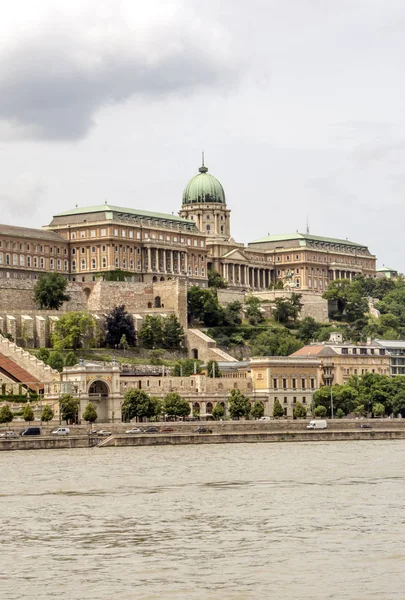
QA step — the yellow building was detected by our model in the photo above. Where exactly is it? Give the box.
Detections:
[249,356,322,418]
[291,336,391,386]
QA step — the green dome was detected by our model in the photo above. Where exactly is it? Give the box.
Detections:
[182,163,226,205]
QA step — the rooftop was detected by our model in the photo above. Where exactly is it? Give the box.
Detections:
[53,204,194,224]
[249,232,368,248]
[0,224,66,243]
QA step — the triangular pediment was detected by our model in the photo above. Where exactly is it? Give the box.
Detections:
[222,248,249,262]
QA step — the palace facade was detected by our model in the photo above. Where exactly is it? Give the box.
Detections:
[0,161,377,291]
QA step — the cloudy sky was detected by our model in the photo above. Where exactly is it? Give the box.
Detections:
[0,0,404,270]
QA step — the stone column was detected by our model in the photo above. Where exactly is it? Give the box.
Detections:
[184,252,188,275]
[147,247,152,272]
[163,249,167,273]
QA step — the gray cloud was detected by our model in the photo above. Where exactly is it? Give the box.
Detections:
[0,25,243,141]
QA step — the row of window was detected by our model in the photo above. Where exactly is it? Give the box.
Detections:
[71,257,206,276]
[0,253,68,270]
[275,253,373,268]
[340,347,385,356]
[70,228,204,247]
[0,241,67,254]
[272,378,316,390]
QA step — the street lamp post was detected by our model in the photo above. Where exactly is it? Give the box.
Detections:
[330,386,334,420]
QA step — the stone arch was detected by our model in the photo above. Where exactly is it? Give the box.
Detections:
[206,402,213,414]
[193,402,200,414]
[154,296,161,308]
[88,379,110,397]
[152,276,158,282]
[83,287,92,299]
[191,348,199,359]
[147,302,152,308]
[160,277,165,281]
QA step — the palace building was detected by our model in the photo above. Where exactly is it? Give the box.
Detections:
[0,160,377,290]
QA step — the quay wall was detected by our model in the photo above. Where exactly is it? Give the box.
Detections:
[1,427,405,451]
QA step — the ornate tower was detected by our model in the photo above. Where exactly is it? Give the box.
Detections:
[179,157,231,239]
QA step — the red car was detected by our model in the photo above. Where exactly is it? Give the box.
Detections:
[159,427,175,433]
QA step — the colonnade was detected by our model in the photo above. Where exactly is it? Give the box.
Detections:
[221,263,273,289]
[330,269,359,281]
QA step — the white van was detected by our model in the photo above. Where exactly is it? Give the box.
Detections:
[51,427,70,435]
[306,420,327,430]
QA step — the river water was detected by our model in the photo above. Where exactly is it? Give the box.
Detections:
[1,441,405,600]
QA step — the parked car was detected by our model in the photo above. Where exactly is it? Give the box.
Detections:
[89,429,112,437]
[159,427,175,433]
[51,427,70,436]
[193,427,213,434]
[306,420,328,430]
[143,426,159,434]
[125,428,143,434]
[259,416,272,421]
[359,423,373,429]
[0,431,19,438]
[20,427,41,436]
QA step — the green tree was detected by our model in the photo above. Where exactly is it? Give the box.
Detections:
[208,269,228,289]
[34,273,70,310]
[173,359,201,377]
[273,398,284,418]
[187,287,224,326]
[228,389,251,419]
[163,393,190,418]
[82,402,98,424]
[314,405,327,417]
[0,405,14,425]
[64,351,77,367]
[52,312,96,350]
[335,408,345,419]
[138,315,164,349]
[212,402,225,420]
[41,405,54,423]
[148,396,163,421]
[293,402,307,418]
[251,401,265,419]
[47,351,65,372]
[323,279,368,322]
[392,391,405,417]
[121,389,154,421]
[273,294,303,324]
[36,347,50,363]
[251,328,303,357]
[60,394,79,424]
[202,291,225,327]
[207,360,221,378]
[372,402,385,417]
[105,305,136,347]
[162,315,185,349]
[23,403,34,424]
[297,317,321,344]
[245,296,264,325]
[223,301,243,326]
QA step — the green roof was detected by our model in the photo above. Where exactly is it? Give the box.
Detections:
[54,204,194,224]
[182,163,225,205]
[377,266,397,272]
[249,232,367,248]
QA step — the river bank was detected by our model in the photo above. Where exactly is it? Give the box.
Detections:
[1,426,405,450]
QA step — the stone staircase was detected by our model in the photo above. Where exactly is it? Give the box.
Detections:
[0,335,59,383]
[187,329,236,363]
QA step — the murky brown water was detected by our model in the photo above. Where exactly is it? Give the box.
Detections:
[1,441,405,600]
